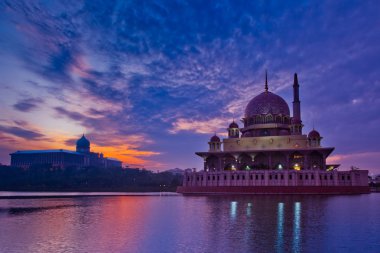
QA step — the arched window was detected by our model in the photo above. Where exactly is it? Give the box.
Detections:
[266,114,273,123]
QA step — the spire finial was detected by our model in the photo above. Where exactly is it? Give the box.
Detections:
[265,70,268,92]
[294,73,299,86]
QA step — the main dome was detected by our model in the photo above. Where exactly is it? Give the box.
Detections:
[245,91,290,117]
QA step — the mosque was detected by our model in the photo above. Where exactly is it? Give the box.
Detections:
[178,73,369,194]
[10,134,122,169]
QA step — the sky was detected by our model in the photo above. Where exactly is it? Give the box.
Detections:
[0,0,379,173]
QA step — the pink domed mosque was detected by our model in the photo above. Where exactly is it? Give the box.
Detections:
[178,72,369,194]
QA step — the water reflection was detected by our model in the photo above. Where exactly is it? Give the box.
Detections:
[276,202,284,253]
[293,202,301,253]
[0,204,79,216]
[0,195,379,253]
[230,201,237,219]
[246,202,252,217]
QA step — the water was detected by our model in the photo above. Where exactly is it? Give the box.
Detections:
[0,193,379,253]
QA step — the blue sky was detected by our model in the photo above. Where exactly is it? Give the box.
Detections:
[0,0,380,173]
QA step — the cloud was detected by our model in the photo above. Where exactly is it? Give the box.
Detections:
[54,106,88,122]
[170,117,231,135]
[0,124,44,140]
[13,98,43,112]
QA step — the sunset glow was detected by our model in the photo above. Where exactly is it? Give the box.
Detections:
[0,1,379,172]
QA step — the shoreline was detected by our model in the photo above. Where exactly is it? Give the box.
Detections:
[0,191,179,199]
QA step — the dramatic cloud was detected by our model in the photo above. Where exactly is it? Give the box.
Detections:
[0,0,379,171]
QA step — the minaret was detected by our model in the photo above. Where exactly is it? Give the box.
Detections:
[291,73,303,135]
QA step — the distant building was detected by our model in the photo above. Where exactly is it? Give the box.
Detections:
[10,134,122,169]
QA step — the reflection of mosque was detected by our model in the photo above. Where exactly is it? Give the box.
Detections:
[178,73,369,194]
[201,196,321,253]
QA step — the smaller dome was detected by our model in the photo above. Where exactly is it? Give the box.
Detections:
[229,121,239,128]
[210,135,220,142]
[308,130,320,139]
[76,134,90,147]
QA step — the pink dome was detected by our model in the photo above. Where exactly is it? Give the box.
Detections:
[245,91,290,117]
[308,129,320,139]
[210,135,220,142]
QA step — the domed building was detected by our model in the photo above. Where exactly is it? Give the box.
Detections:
[10,134,122,169]
[178,72,369,194]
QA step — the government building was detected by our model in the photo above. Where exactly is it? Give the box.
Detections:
[10,135,122,169]
[178,73,369,194]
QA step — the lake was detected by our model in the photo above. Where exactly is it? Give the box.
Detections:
[0,192,379,253]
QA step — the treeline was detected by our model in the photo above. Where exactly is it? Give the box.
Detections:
[0,165,183,192]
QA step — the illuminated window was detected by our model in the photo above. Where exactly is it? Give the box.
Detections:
[293,163,301,171]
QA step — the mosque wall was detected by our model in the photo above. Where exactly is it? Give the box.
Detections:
[223,135,309,151]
